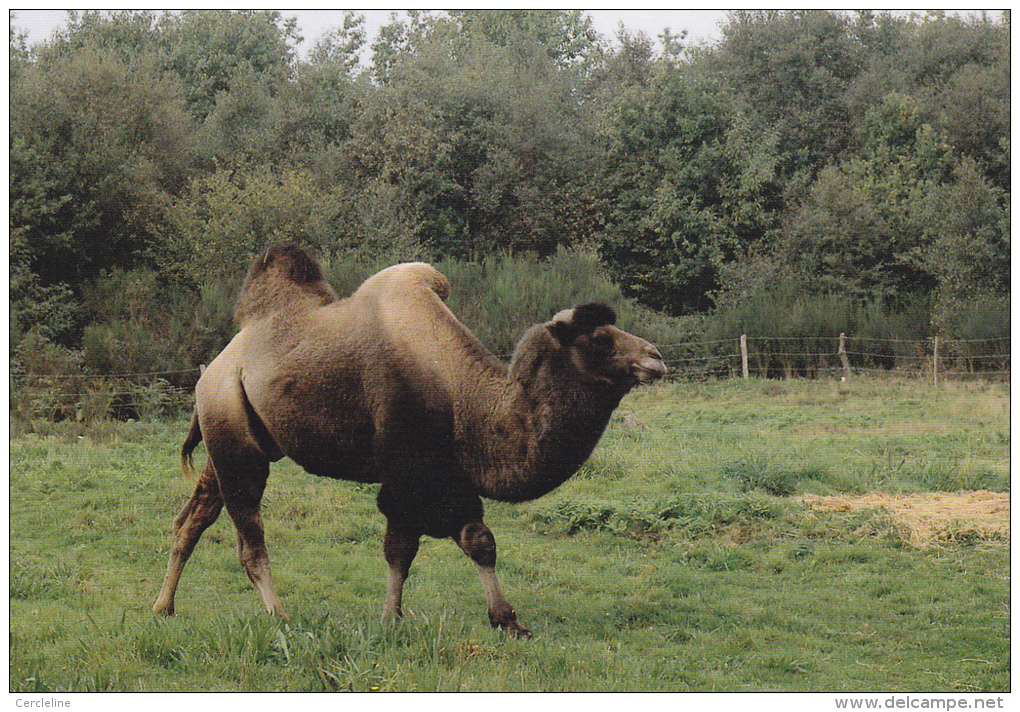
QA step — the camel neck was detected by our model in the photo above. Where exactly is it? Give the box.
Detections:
[460,371,620,503]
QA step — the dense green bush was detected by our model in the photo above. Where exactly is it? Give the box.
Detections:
[440,248,629,355]
[707,265,955,377]
[939,294,1011,373]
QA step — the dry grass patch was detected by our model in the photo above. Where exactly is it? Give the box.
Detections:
[800,491,1010,548]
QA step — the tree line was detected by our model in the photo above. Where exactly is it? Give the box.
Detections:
[9,10,1010,386]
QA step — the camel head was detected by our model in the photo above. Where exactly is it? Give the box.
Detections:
[514,302,667,395]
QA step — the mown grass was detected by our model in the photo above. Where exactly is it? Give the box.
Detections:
[8,378,1010,692]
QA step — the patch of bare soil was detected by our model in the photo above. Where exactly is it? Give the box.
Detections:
[799,490,1010,548]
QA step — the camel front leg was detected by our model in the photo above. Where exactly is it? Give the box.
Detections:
[382,526,420,621]
[457,522,532,639]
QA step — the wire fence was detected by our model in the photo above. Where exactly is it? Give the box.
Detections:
[10,368,201,422]
[658,334,1010,382]
[9,334,1010,423]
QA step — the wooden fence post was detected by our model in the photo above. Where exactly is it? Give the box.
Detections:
[838,333,851,381]
[740,334,749,379]
[933,336,939,387]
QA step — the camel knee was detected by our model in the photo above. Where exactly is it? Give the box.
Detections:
[458,522,497,568]
[171,499,222,549]
[173,474,222,537]
[384,529,420,571]
[459,527,531,638]
[236,534,267,569]
[171,502,194,535]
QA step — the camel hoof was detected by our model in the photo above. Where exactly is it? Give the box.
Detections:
[152,601,175,616]
[380,605,403,623]
[503,621,532,639]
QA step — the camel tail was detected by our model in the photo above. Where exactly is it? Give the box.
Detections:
[181,411,203,480]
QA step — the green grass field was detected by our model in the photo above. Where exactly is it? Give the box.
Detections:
[9,378,1010,692]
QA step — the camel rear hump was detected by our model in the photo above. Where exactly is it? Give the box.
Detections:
[351,262,505,379]
[234,242,339,326]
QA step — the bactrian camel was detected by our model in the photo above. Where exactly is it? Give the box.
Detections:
[152,242,666,637]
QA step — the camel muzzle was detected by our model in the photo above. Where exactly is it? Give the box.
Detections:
[633,350,668,382]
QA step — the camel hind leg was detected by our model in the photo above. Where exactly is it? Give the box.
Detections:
[230,503,287,618]
[214,447,288,619]
[155,419,287,618]
[153,461,224,615]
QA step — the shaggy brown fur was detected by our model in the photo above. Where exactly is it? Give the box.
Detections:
[233,242,338,326]
[153,242,666,637]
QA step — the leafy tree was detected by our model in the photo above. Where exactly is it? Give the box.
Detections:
[921,158,1010,332]
[160,168,354,282]
[265,64,366,172]
[36,9,163,62]
[10,224,84,347]
[370,10,440,85]
[598,59,782,314]
[778,89,1007,319]
[9,19,31,84]
[308,11,366,75]
[709,10,864,172]
[900,11,1005,85]
[9,46,196,287]
[158,10,300,121]
[449,10,606,73]
[850,11,1010,189]
[347,14,603,258]
[197,64,276,167]
[196,34,366,171]
[595,27,655,90]
[928,47,1010,190]
[780,93,956,300]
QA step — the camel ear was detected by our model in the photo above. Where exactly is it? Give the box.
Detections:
[571,302,616,331]
[548,302,616,345]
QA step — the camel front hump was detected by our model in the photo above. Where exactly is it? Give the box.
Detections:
[356,261,451,304]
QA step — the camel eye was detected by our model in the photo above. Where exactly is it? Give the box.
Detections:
[583,331,614,356]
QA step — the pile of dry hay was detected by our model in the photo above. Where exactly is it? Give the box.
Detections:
[799,490,1010,548]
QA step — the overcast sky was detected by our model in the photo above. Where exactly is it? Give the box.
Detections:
[10,9,993,63]
[9,9,734,56]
